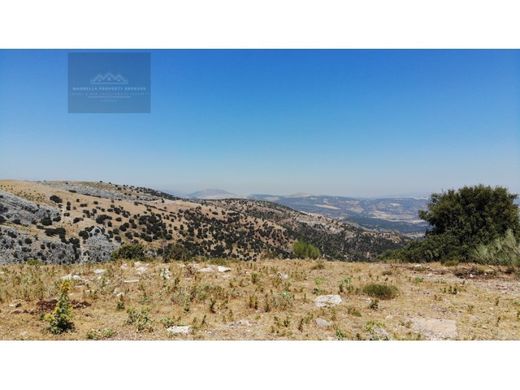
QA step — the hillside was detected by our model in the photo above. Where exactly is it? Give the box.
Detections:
[0,180,406,264]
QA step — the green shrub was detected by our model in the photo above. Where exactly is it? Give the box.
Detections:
[293,240,321,259]
[363,283,398,300]
[86,328,115,340]
[126,307,152,332]
[162,242,194,261]
[472,230,520,265]
[112,244,145,260]
[45,280,74,334]
[383,185,520,263]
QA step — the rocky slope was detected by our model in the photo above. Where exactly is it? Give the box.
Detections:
[0,180,407,264]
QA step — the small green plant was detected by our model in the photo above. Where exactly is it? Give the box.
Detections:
[347,306,362,317]
[362,283,399,300]
[335,328,347,340]
[339,277,353,294]
[86,328,115,340]
[160,317,175,328]
[45,280,74,334]
[126,308,153,332]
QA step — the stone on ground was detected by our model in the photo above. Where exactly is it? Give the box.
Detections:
[167,325,192,335]
[315,318,332,328]
[411,317,458,340]
[314,294,342,308]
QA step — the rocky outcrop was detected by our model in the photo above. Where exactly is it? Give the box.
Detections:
[0,190,60,226]
[0,226,76,264]
[79,226,119,263]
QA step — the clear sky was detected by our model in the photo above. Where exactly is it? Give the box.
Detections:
[0,50,519,197]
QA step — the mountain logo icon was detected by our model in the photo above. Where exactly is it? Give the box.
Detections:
[90,72,128,85]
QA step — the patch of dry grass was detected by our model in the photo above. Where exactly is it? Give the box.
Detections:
[1,260,520,340]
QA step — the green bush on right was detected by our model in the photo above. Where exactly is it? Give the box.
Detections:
[383,185,520,264]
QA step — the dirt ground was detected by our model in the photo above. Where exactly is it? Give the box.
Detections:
[1,259,519,340]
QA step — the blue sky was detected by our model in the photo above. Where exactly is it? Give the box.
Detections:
[0,50,519,197]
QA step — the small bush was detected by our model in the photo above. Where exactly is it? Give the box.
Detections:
[126,308,152,332]
[112,244,145,260]
[45,280,74,334]
[86,328,115,340]
[293,240,320,259]
[472,230,520,265]
[363,283,399,300]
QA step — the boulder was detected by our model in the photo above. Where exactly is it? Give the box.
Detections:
[315,318,332,328]
[167,325,192,335]
[314,295,342,308]
[411,317,458,340]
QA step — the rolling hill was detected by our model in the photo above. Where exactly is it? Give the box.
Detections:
[0,180,406,264]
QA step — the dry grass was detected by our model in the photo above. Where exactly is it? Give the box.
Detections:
[1,259,520,340]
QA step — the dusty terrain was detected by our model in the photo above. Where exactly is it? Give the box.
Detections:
[1,259,519,340]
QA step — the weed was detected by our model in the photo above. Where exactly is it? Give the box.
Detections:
[335,328,346,340]
[44,280,74,334]
[86,328,115,340]
[363,284,399,300]
[338,277,353,294]
[126,308,153,332]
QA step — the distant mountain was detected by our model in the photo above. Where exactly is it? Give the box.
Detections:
[188,189,243,200]
[250,194,429,236]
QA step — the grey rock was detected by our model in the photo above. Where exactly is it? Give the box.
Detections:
[411,317,458,340]
[0,226,77,265]
[167,325,192,335]
[315,318,332,328]
[0,190,60,226]
[314,295,342,308]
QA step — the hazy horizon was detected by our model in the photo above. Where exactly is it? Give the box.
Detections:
[1,50,519,197]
